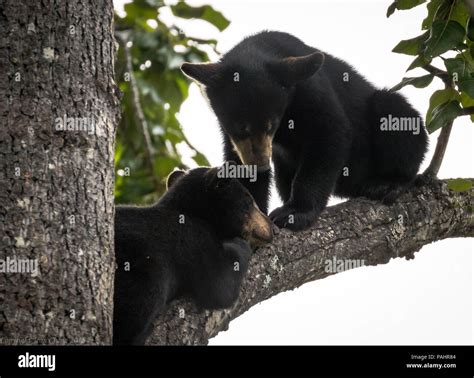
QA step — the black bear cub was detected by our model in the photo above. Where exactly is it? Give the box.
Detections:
[113,165,273,345]
[181,31,428,230]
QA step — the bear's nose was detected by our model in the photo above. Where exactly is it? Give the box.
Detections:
[251,219,274,244]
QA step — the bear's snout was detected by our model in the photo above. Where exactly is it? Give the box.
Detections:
[245,206,274,248]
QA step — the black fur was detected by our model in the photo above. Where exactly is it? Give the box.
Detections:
[113,167,272,345]
[181,31,428,230]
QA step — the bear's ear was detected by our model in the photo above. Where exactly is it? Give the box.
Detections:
[266,51,325,87]
[166,170,185,190]
[181,62,222,86]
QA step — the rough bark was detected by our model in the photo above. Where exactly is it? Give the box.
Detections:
[0,0,119,344]
[147,179,473,345]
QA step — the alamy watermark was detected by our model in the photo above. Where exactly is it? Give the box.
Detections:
[54,114,96,135]
[324,257,365,273]
[217,161,257,182]
[18,352,55,372]
[380,114,422,135]
[0,257,39,276]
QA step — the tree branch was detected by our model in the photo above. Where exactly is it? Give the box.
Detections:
[146,179,473,345]
[422,64,451,86]
[461,106,474,115]
[122,40,161,191]
[424,120,454,177]
[422,71,455,178]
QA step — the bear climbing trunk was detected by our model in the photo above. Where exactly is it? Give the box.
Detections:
[0,0,119,344]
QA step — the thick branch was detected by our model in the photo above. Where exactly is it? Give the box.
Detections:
[147,179,473,345]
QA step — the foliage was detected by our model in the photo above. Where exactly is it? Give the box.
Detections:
[447,177,473,191]
[114,0,229,204]
[388,0,474,133]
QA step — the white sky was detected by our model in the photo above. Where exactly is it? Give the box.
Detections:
[114,0,474,345]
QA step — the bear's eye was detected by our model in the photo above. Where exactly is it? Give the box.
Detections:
[244,194,255,207]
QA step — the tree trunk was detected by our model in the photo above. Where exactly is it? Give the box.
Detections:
[0,0,119,345]
[147,179,473,345]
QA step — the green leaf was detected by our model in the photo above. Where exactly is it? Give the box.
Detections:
[422,0,444,30]
[396,0,426,10]
[154,155,183,179]
[427,100,463,133]
[449,0,470,29]
[460,92,474,121]
[468,18,474,41]
[426,88,460,124]
[460,49,474,70]
[124,2,158,22]
[445,57,469,76]
[445,57,470,88]
[388,0,426,16]
[447,178,473,192]
[445,57,474,98]
[387,1,397,17]
[115,140,125,166]
[192,151,210,167]
[459,79,474,98]
[391,74,434,91]
[423,20,466,58]
[406,55,430,71]
[393,32,429,55]
[171,3,230,31]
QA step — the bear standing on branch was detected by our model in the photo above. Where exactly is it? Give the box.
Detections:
[181,31,428,231]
